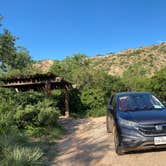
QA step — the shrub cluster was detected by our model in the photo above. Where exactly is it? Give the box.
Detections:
[0,89,60,128]
[0,89,61,165]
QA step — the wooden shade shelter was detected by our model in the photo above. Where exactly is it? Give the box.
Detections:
[0,73,72,117]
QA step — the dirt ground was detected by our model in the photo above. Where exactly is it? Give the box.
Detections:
[49,117,166,166]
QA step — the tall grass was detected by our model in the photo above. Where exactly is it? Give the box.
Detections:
[0,134,43,166]
[1,146,43,166]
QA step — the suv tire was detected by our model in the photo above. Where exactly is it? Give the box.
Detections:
[113,126,124,155]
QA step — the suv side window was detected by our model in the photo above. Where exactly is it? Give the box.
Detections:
[112,95,116,110]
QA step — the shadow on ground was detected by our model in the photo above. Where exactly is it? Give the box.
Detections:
[47,117,112,166]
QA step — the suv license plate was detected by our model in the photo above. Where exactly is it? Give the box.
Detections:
[154,136,166,145]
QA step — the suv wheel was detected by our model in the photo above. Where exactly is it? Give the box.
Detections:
[113,126,124,155]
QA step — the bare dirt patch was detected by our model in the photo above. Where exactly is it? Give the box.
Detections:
[49,117,166,166]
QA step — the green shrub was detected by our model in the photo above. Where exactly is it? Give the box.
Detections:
[36,99,59,126]
[13,92,46,108]
[38,107,59,126]
[25,125,64,140]
[0,133,27,152]
[81,88,106,117]
[150,67,166,100]
[68,89,84,117]
[122,62,150,91]
[0,99,16,135]
[86,108,106,117]
[14,99,59,127]
[25,126,45,138]
[14,105,38,128]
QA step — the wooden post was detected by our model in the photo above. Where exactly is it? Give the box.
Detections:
[45,81,51,96]
[65,88,70,118]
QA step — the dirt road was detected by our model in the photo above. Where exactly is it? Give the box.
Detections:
[50,117,166,166]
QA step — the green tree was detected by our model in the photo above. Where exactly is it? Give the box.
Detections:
[0,29,17,72]
[0,18,32,73]
[15,47,32,70]
[81,87,106,117]
[122,62,150,91]
[50,53,90,86]
[150,67,166,100]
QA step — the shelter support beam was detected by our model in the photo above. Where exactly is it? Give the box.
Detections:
[45,81,51,96]
[65,89,70,117]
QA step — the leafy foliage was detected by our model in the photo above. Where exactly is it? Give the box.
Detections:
[0,30,32,73]
[81,87,106,117]
[122,62,150,91]
[0,19,32,74]
[150,67,166,100]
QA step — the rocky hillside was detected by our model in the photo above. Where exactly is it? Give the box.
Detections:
[90,42,166,76]
[35,43,166,76]
[33,60,54,73]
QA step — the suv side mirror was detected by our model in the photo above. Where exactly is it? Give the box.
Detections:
[163,101,166,108]
[107,105,114,111]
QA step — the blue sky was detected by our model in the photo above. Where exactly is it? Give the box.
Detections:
[0,0,166,60]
